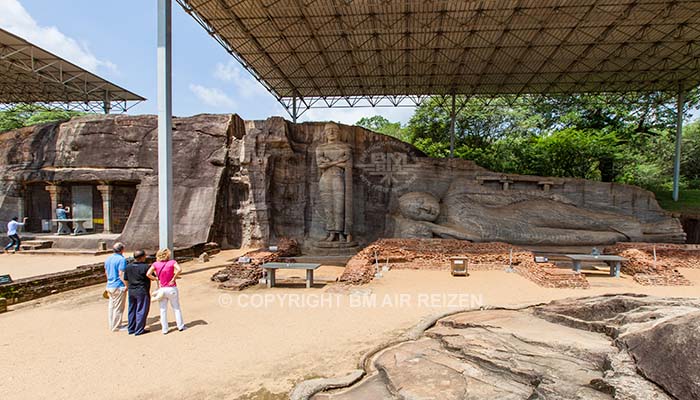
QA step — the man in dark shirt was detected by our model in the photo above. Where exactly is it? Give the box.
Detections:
[123,250,151,335]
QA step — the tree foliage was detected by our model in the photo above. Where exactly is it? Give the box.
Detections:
[0,104,87,133]
[356,89,700,191]
[356,115,408,141]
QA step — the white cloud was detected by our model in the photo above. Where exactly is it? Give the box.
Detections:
[189,84,236,109]
[214,61,270,98]
[301,106,416,126]
[0,0,117,74]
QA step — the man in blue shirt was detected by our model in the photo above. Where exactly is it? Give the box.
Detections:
[55,204,71,235]
[105,242,128,331]
[4,217,28,253]
[56,204,69,219]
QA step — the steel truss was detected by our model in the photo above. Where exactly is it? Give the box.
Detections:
[0,28,144,113]
[0,100,138,113]
[178,0,700,120]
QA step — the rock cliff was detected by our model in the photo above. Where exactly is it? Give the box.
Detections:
[0,114,685,249]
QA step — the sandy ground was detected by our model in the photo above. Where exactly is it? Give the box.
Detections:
[0,253,102,280]
[0,249,699,400]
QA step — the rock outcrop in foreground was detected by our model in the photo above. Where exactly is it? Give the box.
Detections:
[312,295,700,400]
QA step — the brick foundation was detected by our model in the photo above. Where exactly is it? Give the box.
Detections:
[340,239,590,289]
[604,243,696,286]
[211,238,299,291]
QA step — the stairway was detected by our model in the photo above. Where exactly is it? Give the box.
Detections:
[20,240,54,251]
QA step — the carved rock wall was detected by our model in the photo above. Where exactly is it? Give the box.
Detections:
[241,118,682,247]
[0,114,241,250]
[0,114,684,250]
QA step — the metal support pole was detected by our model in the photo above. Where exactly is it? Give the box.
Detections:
[673,83,684,202]
[449,94,456,158]
[292,96,298,123]
[157,0,173,251]
[103,90,111,114]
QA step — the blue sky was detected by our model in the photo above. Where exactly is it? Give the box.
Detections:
[1,1,696,124]
[0,0,415,124]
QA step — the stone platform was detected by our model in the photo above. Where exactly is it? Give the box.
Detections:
[16,233,119,255]
[305,240,361,257]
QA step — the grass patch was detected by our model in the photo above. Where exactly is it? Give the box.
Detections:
[654,189,700,215]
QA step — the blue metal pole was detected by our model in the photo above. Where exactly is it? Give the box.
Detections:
[157,0,173,251]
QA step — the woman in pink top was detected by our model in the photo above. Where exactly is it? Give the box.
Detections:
[147,248,185,334]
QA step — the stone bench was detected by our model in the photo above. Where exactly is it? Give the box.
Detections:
[262,262,321,288]
[51,218,88,235]
[562,254,628,277]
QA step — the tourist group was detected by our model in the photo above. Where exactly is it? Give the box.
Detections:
[104,243,185,335]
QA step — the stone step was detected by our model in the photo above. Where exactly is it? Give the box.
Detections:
[20,248,111,256]
[19,240,54,251]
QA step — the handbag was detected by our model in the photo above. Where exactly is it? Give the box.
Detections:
[151,263,166,301]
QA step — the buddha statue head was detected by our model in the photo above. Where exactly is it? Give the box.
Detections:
[398,192,440,222]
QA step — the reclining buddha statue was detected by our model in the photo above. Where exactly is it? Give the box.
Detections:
[392,179,685,246]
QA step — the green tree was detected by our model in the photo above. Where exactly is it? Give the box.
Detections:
[356,115,407,141]
[681,120,700,188]
[0,104,87,132]
[398,90,700,187]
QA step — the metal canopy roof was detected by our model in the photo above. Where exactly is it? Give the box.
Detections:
[178,0,700,113]
[0,27,145,113]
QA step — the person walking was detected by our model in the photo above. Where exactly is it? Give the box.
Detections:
[105,242,128,332]
[147,248,185,334]
[4,217,28,253]
[123,250,151,336]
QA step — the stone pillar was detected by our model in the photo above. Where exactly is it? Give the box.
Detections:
[501,179,513,191]
[539,181,554,192]
[14,185,25,220]
[97,185,113,234]
[45,185,63,219]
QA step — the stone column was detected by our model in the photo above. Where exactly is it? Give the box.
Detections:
[45,185,63,219]
[97,185,113,234]
[14,185,25,220]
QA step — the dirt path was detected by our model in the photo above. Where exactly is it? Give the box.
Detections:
[0,250,698,399]
[0,253,101,279]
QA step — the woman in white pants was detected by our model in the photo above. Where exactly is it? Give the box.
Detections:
[147,248,185,334]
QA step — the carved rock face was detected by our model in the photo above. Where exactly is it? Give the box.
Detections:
[398,192,440,222]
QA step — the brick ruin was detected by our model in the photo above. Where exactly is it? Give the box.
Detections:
[339,239,591,289]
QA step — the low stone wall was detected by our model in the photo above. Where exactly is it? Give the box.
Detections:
[172,242,221,259]
[0,242,223,307]
[0,262,105,305]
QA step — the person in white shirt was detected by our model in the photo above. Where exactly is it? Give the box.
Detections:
[5,217,28,253]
